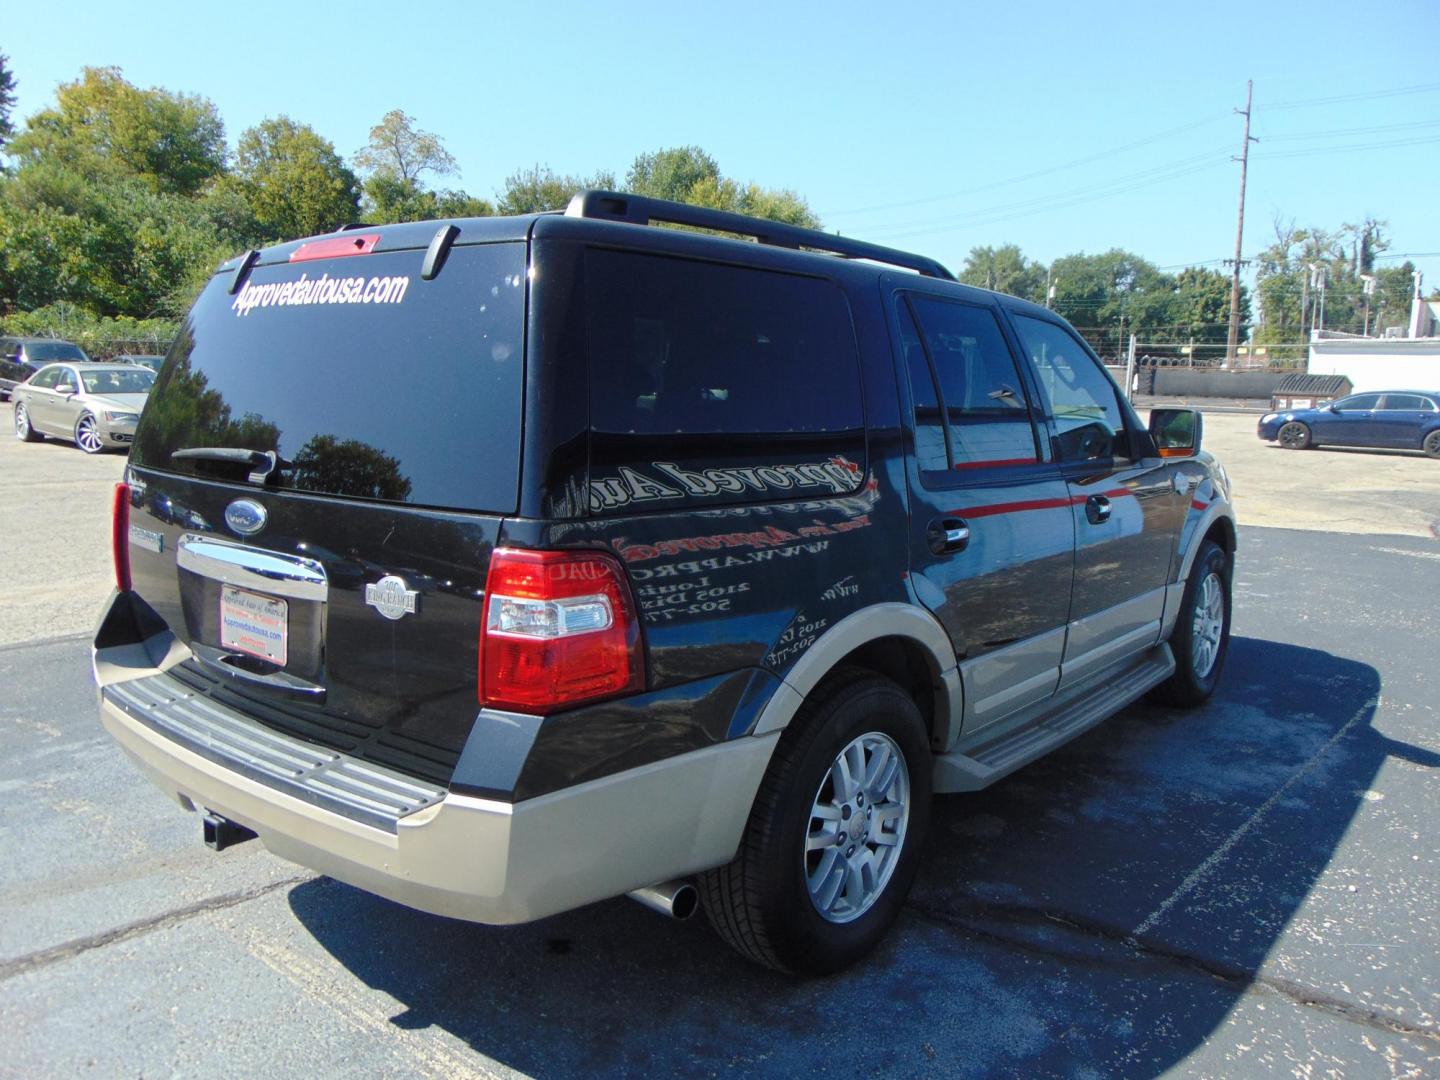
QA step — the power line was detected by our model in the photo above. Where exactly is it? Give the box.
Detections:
[1261,81,1440,110]
[1258,117,1440,141]
[864,150,1233,241]
[822,113,1227,218]
[1253,134,1440,159]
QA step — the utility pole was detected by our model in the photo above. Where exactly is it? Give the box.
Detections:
[1224,80,1258,370]
[1300,270,1310,338]
[1310,264,1328,334]
[1360,274,1376,336]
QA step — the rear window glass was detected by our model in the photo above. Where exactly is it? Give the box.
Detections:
[585,249,862,438]
[28,341,89,361]
[132,243,526,511]
[579,249,865,511]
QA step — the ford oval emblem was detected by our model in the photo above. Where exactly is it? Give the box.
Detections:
[224,498,268,537]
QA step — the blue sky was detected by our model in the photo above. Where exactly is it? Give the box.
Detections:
[5,0,1438,297]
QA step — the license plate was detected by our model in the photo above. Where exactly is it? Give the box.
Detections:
[220,586,288,666]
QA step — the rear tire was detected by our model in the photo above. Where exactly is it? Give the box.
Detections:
[1277,421,1311,450]
[1423,430,1440,459]
[15,402,41,443]
[700,668,931,975]
[1152,540,1231,707]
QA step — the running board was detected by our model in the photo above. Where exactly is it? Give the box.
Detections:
[933,644,1175,793]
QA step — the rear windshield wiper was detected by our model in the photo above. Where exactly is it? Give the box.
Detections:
[172,447,288,485]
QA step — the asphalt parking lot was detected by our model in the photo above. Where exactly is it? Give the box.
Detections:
[1,405,1437,1077]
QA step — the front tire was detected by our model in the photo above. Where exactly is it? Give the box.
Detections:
[1277,421,1311,450]
[1423,430,1440,459]
[700,669,932,975]
[1152,540,1231,707]
[15,402,41,443]
[75,412,105,454]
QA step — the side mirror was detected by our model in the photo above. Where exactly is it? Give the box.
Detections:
[1149,408,1202,458]
[55,384,76,396]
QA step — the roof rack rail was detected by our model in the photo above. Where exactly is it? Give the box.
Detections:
[564,190,955,280]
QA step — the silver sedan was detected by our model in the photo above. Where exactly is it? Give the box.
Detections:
[12,362,155,454]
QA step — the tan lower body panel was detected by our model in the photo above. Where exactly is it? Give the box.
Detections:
[101,697,777,925]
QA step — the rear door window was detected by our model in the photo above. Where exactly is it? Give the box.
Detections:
[899,295,1040,477]
[582,249,864,510]
[132,243,527,512]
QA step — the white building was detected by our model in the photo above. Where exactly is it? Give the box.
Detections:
[1308,281,1440,392]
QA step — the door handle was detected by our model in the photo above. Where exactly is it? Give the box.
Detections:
[1085,496,1112,524]
[927,518,970,555]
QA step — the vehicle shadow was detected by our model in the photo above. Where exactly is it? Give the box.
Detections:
[287,636,1399,1077]
[1267,442,1428,460]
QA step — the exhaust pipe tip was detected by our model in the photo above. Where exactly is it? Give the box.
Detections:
[627,880,699,921]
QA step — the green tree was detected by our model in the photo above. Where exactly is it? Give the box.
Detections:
[1371,262,1417,335]
[0,53,16,155]
[432,189,494,218]
[1049,249,1175,355]
[959,245,1045,301]
[1253,217,1374,344]
[358,173,494,224]
[360,173,433,223]
[8,67,224,196]
[625,146,720,202]
[0,156,227,316]
[234,117,360,240]
[354,110,486,224]
[1169,267,1248,345]
[497,164,615,214]
[622,145,821,228]
[354,109,456,185]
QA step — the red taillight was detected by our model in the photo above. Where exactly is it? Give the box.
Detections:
[112,482,132,591]
[479,549,643,713]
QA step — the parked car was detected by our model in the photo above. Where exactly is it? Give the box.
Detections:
[92,193,1236,974]
[0,336,92,400]
[114,353,167,373]
[1258,391,1440,458]
[12,362,155,453]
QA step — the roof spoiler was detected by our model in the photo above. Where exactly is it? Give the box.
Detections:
[564,190,955,280]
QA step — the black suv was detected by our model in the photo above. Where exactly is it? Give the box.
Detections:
[0,336,92,399]
[93,193,1235,974]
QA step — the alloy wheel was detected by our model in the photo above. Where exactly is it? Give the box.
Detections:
[804,731,910,924]
[1191,571,1225,678]
[76,414,104,454]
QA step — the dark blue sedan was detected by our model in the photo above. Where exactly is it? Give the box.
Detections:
[1258,390,1440,458]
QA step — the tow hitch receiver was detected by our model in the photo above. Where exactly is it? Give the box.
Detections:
[203,812,257,852]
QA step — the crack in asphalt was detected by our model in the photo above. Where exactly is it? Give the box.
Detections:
[0,873,316,983]
[907,897,1440,1045]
